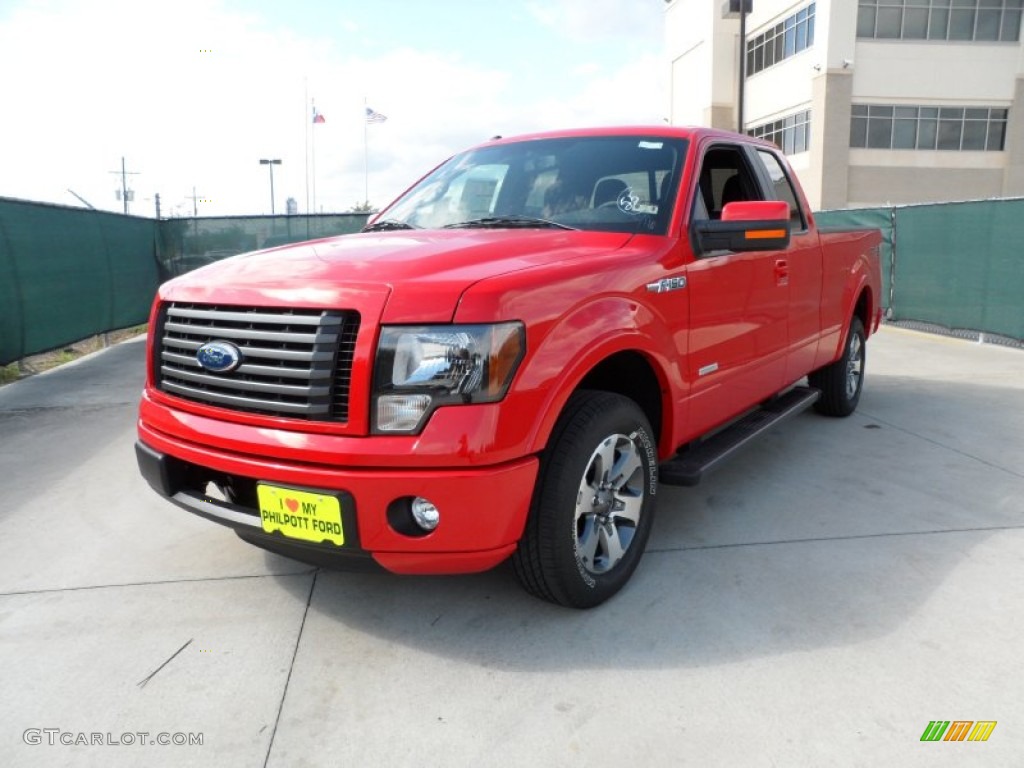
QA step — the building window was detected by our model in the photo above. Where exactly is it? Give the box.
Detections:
[857,0,1022,42]
[746,4,815,76]
[749,110,812,154]
[850,105,1008,150]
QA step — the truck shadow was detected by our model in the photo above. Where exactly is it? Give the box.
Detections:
[268,377,1023,672]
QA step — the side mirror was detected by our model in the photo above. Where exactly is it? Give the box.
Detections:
[692,200,791,255]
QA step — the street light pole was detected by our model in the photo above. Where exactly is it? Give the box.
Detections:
[259,158,282,215]
[723,1,752,134]
[738,0,748,134]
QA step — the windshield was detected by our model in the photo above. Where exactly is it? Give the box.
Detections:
[376,135,689,236]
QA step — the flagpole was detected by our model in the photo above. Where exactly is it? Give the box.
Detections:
[311,98,318,215]
[304,80,310,235]
[363,97,369,205]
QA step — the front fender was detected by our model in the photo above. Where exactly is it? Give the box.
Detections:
[515,296,680,458]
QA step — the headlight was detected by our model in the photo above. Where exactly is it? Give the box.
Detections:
[373,322,525,433]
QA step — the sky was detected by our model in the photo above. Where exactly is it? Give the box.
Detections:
[0,0,668,218]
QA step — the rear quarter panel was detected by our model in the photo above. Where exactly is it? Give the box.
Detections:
[814,224,883,367]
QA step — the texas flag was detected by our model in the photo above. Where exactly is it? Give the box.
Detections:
[312,107,326,124]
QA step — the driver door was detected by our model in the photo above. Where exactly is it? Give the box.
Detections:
[684,143,790,435]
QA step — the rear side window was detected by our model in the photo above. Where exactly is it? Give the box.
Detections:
[755,150,806,231]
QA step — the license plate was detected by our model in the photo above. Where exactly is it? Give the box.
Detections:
[257,483,344,546]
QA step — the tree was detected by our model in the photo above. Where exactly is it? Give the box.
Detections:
[348,200,377,213]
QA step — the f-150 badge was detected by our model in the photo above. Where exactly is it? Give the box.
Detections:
[646,277,687,294]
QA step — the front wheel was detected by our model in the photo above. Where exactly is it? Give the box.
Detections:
[809,316,866,417]
[512,391,658,608]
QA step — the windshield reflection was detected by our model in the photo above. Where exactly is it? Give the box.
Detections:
[376,135,688,236]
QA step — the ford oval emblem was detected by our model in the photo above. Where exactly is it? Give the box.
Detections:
[196,341,243,373]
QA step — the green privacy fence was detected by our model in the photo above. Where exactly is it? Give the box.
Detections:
[0,198,160,365]
[1,195,1020,366]
[0,203,371,365]
[157,213,370,279]
[818,198,1024,342]
[890,200,1023,340]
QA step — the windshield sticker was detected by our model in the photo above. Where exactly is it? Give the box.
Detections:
[617,188,658,216]
[638,141,664,150]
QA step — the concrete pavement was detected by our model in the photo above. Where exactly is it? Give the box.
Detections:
[1,327,1021,767]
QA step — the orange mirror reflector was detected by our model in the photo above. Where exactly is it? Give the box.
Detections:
[745,229,787,240]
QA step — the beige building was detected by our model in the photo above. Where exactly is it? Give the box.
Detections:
[665,0,1024,209]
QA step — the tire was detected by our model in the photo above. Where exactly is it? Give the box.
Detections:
[512,391,658,608]
[809,316,866,417]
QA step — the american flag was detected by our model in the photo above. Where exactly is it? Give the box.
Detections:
[365,106,388,124]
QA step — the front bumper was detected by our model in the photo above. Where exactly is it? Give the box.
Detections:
[136,424,539,575]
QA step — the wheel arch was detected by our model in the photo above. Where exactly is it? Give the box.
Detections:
[576,350,665,444]
[853,285,875,338]
[526,344,675,461]
[822,277,876,365]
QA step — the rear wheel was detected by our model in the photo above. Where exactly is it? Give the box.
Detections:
[512,391,658,608]
[810,316,866,417]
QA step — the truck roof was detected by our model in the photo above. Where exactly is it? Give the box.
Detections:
[479,124,778,151]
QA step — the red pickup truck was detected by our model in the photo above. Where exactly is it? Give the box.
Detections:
[136,126,882,608]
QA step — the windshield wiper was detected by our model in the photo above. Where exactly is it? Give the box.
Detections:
[362,219,418,232]
[442,216,577,231]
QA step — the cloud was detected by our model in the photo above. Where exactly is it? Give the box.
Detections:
[0,0,669,216]
[0,1,522,214]
[527,0,664,42]
[0,0,330,214]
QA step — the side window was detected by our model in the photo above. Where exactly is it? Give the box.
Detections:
[755,150,806,231]
[693,146,765,221]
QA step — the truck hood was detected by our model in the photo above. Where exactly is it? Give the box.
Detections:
[160,229,634,323]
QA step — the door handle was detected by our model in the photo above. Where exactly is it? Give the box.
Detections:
[774,259,789,286]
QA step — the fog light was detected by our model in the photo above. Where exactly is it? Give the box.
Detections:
[410,497,440,531]
[376,394,432,432]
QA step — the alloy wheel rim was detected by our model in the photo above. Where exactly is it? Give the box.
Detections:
[574,433,645,575]
[846,333,864,400]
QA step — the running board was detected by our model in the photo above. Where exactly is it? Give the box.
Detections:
[659,386,820,487]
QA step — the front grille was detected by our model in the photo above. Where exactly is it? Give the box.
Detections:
[156,303,360,421]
